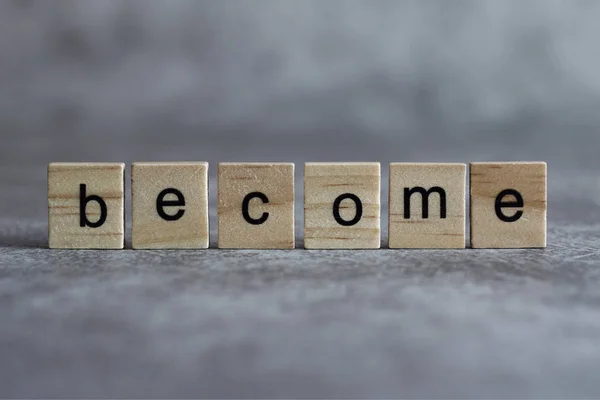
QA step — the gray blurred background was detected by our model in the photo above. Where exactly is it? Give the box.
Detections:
[2,0,600,398]
[2,0,600,166]
[2,0,599,220]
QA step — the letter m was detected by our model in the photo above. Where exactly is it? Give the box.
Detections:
[403,187,447,219]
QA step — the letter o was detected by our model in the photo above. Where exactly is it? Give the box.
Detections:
[333,193,363,226]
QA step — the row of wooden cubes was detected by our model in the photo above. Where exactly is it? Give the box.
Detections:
[48,162,547,249]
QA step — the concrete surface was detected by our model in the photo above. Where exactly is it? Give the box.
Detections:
[1,135,600,398]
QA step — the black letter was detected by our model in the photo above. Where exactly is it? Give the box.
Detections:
[242,192,269,225]
[79,184,107,228]
[495,189,524,222]
[333,193,363,226]
[404,187,446,219]
[156,188,185,221]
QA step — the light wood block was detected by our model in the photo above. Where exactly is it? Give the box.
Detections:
[304,162,380,249]
[131,162,209,249]
[388,163,466,249]
[218,163,294,249]
[48,162,124,249]
[470,162,547,248]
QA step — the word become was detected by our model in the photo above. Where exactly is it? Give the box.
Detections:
[47,161,547,250]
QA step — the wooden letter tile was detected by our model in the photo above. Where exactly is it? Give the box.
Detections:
[218,163,294,249]
[470,162,547,248]
[131,162,209,249]
[389,163,466,248]
[304,162,380,249]
[48,162,124,249]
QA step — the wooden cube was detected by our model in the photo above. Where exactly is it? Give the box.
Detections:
[48,162,125,249]
[304,162,381,249]
[470,162,547,248]
[218,163,294,249]
[131,162,209,249]
[388,163,466,249]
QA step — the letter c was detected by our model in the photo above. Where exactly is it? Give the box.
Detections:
[242,192,269,225]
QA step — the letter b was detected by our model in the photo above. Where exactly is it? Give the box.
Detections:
[79,184,107,228]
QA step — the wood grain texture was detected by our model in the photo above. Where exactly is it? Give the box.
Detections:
[304,162,380,249]
[218,163,294,249]
[48,162,124,249]
[389,163,466,249]
[470,162,547,248]
[131,162,209,249]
